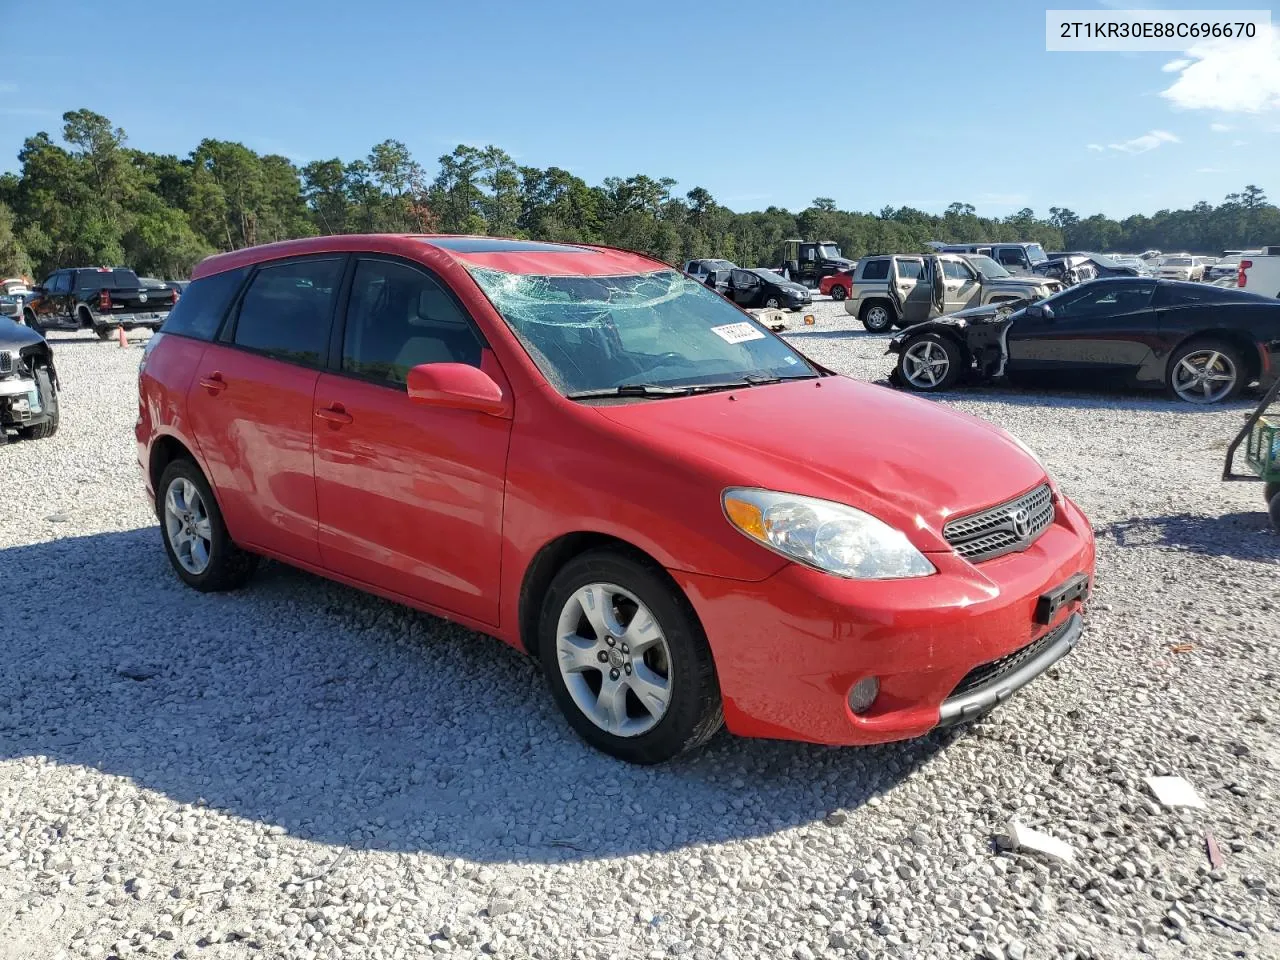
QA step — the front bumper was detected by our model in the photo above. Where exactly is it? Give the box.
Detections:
[0,376,47,428]
[671,493,1096,746]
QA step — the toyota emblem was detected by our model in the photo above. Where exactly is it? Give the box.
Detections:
[1010,508,1030,539]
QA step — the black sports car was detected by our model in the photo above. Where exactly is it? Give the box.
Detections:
[725,268,812,311]
[0,313,59,440]
[887,277,1280,405]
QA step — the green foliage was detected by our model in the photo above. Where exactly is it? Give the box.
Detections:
[4,108,1277,281]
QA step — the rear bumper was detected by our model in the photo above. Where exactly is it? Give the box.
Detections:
[671,493,1096,746]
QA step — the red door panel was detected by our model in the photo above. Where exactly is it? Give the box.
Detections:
[185,342,321,565]
[312,372,512,625]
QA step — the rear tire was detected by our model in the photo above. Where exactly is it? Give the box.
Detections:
[95,325,117,341]
[20,366,59,440]
[157,458,258,592]
[1167,338,1245,404]
[830,284,847,301]
[23,310,43,334]
[1269,492,1280,531]
[1264,481,1280,505]
[537,549,723,764]
[860,301,895,332]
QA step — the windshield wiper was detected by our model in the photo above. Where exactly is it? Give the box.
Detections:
[695,373,820,390]
[566,383,698,400]
[567,373,819,400]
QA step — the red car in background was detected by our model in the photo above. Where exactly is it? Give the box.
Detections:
[137,235,1095,764]
[819,269,855,301]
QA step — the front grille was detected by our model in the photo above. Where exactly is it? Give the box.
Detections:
[949,617,1072,699]
[0,351,11,375]
[944,483,1054,563]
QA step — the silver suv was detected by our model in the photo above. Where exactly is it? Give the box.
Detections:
[844,254,1061,331]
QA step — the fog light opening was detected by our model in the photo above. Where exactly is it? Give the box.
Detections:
[847,677,880,715]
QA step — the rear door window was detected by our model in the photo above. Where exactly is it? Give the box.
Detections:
[229,257,344,368]
[160,267,249,341]
[895,259,923,280]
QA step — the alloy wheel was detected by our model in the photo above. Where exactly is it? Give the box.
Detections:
[901,340,951,388]
[1171,349,1237,404]
[164,476,213,574]
[865,305,891,330]
[555,583,673,737]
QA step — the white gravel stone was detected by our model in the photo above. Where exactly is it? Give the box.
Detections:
[0,321,1277,960]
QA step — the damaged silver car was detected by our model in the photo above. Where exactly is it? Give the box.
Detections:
[0,313,59,441]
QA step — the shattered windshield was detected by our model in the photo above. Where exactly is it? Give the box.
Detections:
[818,243,842,260]
[965,255,1011,279]
[467,267,817,396]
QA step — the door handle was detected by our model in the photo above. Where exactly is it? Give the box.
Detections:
[315,404,353,425]
[198,372,226,394]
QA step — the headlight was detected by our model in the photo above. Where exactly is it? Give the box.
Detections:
[722,488,935,579]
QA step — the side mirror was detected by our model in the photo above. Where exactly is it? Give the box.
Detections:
[406,363,510,418]
[1026,303,1053,319]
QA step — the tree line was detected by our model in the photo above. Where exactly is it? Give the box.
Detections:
[0,109,1276,281]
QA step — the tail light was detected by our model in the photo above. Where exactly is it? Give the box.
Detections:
[170,288,179,305]
[100,288,113,310]
[1239,259,1251,288]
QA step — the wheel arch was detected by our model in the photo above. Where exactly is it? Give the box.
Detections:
[1166,328,1263,384]
[859,296,897,320]
[148,434,201,514]
[517,532,701,660]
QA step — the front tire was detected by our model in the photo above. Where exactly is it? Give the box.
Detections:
[1167,339,1244,404]
[896,334,964,392]
[537,549,722,764]
[157,458,258,592]
[20,367,59,440]
[764,297,781,309]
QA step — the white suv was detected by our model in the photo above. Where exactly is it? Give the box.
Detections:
[1238,248,1280,299]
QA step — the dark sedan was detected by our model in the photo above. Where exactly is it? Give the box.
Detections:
[725,268,812,311]
[887,277,1280,404]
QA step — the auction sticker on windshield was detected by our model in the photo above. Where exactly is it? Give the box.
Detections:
[710,322,766,344]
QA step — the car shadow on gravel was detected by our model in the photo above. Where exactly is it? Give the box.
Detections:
[1103,511,1279,562]
[0,528,958,864]
[901,381,1267,413]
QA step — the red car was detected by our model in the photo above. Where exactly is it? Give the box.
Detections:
[137,235,1095,764]
[819,270,854,301]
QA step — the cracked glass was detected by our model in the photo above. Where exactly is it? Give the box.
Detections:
[467,267,817,396]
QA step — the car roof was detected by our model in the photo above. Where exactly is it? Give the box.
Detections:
[191,234,669,281]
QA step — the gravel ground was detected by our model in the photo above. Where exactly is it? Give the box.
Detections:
[0,313,1277,960]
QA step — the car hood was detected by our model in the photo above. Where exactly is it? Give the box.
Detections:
[592,376,1045,551]
[0,314,46,351]
[984,275,1047,290]
[779,282,810,296]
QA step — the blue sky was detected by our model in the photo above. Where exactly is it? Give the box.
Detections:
[4,0,1278,219]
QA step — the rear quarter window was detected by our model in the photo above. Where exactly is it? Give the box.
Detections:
[860,259,890,281]
[159,267,250,341]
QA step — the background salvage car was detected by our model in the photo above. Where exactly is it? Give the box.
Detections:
[888,277,1280,404]
[0,312,59,440]
[725,267,812,311]
[24,266,176,339]
[844,254,1060,331]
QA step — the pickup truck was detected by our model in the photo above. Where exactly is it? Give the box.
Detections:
[24,267,175,339]
[1238,248,1280,299]
[843,253,1062,331]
